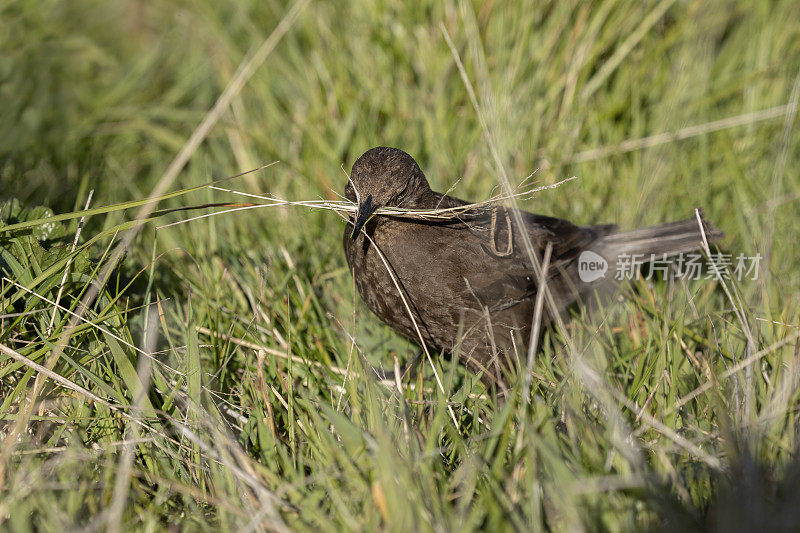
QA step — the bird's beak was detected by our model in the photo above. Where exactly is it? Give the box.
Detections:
[350,194,378,240]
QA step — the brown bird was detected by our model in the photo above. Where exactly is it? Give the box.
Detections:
[343,147,722,393]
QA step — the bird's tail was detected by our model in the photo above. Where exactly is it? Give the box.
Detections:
[597,211,724,258]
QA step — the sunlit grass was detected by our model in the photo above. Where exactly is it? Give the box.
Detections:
[2,0,800,530]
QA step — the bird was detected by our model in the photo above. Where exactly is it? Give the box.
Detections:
[343,146,722,394]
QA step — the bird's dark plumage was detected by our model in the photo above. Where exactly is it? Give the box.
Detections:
[343,147,722,392]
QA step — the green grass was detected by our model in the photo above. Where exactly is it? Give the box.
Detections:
[2,0,800,530]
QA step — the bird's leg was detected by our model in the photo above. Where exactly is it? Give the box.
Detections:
[399,347,424,381]
[374,348,423,383]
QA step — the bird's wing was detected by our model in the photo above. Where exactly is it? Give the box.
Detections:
[516,211,615,260]
[416,192,617,311]
[467,210,616,312]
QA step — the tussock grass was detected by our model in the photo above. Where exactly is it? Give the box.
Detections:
[2,0,800,530]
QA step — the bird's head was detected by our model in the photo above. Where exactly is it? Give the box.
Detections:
[345,147,431,240]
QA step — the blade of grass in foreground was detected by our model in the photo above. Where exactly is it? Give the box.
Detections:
[0,163,278,234]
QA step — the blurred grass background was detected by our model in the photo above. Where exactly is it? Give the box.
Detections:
[1,0,800,530]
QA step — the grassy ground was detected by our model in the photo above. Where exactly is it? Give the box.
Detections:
[2,0,800,530]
